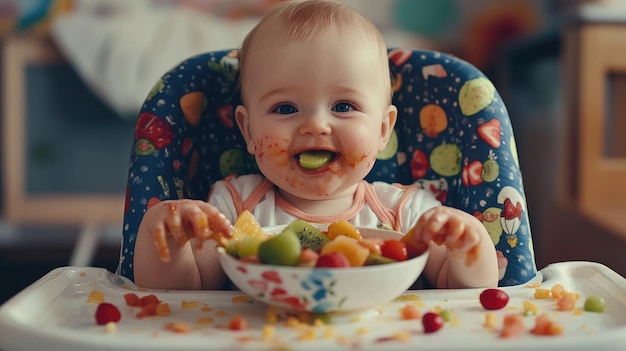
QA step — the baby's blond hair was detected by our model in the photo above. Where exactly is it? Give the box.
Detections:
[237,0,392,102]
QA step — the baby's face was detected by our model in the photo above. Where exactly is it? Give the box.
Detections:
[236,26,396,202]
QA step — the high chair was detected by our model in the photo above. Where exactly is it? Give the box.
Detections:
[119,48,537,287]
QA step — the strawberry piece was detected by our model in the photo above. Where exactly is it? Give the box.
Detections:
[462,160,483,187]
[135,112,174,150]
[95,303,121,325]
[477,119,501,148]
[217,104,234,128]
[410,149,429,180]
[503,198,523,220]
[388,48,412,67]
[315,252,351,268]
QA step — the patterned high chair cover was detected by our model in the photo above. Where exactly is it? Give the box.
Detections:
[120,49,537,287]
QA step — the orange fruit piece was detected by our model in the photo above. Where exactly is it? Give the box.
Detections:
[232,210,267,241]
[320,235,369,267]
[326,220,362,240]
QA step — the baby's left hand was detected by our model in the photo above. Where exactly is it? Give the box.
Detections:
[410,206,484,262]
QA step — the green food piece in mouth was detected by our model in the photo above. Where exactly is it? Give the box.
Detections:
[298,151,334,170]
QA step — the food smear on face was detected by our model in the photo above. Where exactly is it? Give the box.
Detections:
[254,137,290,167]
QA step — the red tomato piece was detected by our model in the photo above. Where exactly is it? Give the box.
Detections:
[123,293,141,307]
[380,239,408,261]
[139,294,160,307]
[95,303,121,325]
[479,288,509,310]
[422,312,444,333]
[228,315,248,331]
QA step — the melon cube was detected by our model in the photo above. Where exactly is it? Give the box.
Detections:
[320,235,369,266]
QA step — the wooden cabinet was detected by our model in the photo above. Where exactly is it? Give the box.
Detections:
[561,17,626,237]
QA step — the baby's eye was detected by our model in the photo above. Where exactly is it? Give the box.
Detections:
[272,104,298,115]
[331,102,354,113]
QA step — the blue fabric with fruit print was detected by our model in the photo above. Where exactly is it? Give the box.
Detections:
[119,49,537,287]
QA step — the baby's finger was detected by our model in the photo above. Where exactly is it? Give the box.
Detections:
[153,225,170,262]
[198,203,233,238]
[188,208,212,250]
[165,203,186,244]
[443,218,466,250]
[424,212,447,245]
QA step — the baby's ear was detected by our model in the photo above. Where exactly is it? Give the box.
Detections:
[379,104,398,152]
[235,105,255,154]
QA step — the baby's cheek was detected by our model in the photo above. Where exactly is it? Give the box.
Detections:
[255,136,290,167]
[343,152,370,169]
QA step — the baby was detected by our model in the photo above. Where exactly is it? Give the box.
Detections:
[134,0,498,290]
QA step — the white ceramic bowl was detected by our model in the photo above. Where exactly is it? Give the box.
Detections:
[218,225,429,314]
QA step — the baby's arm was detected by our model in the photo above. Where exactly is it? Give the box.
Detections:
[410,206,498,289]
[134,200,233,290]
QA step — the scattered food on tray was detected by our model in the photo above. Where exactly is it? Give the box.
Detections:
[479,288,510,310]
[422,312,444,333]
[584,295,606,313]
[95,303,121,325]
[87,290,105,304]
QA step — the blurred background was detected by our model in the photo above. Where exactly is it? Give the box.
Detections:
[1,0,625,303]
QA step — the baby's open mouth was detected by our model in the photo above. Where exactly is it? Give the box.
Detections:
[297,150,336,170]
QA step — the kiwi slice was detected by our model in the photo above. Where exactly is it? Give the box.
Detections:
[283,219,330,251]
[364,253,397,265]
[298,151,334,170]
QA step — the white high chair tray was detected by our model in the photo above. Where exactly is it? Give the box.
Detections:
[1,262,625,351]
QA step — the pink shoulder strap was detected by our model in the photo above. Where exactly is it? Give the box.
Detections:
[391,183,418,231]
[362,182,418,231]
[362,182,397,230]
[221,176,274,217]
[241,178,274,213]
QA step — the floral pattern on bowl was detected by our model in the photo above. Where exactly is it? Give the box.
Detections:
[218,226,430,314]
[238,265,347,313]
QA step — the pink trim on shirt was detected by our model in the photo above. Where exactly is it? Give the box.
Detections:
[223,176,410,227]
[274,183,368,223]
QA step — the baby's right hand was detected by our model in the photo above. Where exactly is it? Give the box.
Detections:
[143,200,233,262]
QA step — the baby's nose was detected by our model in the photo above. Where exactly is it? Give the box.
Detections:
[298,112,332,135]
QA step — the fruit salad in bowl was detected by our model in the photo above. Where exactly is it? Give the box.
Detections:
[217,212,429,314]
